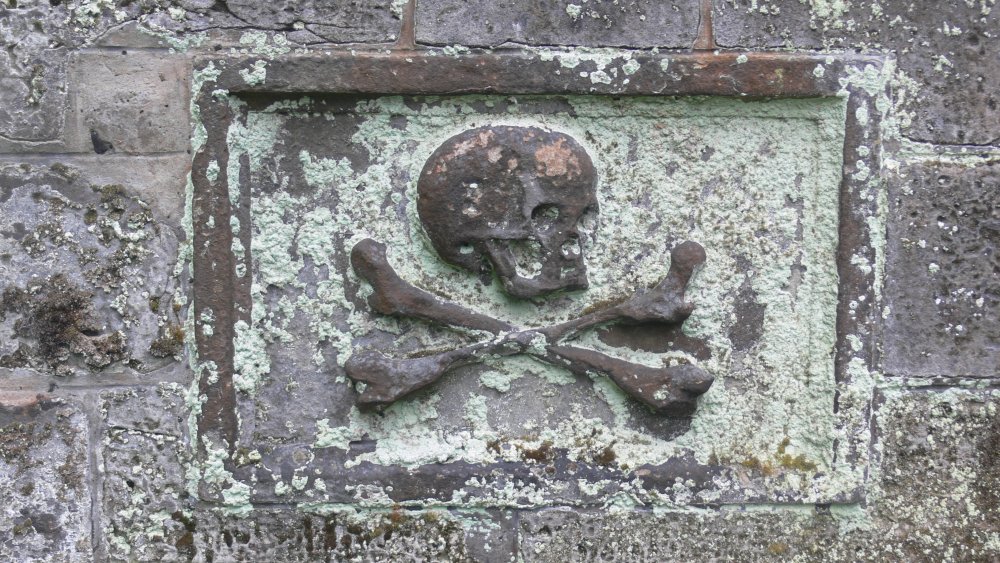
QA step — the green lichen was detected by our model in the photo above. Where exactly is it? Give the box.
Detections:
[232,319,269,394]
[200,438,253,517]
[238,60,267,87]
[235,31,292,57]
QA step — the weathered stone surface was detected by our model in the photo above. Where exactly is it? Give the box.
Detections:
[99,385,517,560]
[0,160,186,380]
[869,387,1000,559]
[92,22,173,49]
[99,385,193,561]
[69,51,191,155]
[0,392,91,560]
[0,4,68,141]
[223,0,400,42]
[416,0,701,47]
[132,508,501,562]
[518,388,1000,561]
[884,158,999,377]
[713,0,1000,145]
[0,0,997,559]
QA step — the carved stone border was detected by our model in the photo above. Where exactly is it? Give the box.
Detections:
[191,50,887,507]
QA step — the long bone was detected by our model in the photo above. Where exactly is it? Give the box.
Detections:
[345,239,713,414]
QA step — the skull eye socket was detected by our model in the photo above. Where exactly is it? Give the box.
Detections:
[530,204,560,231]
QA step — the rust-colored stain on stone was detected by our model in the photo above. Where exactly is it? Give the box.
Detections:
[534,137,582,179]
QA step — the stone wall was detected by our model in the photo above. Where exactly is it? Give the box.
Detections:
[0,1,997,561]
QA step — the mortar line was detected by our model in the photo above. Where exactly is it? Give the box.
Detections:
[511,508,522,558]
[2,381,189,394]
[83,390,106,561]
[76,46,181,53]
[0,151,192,160]
[877,378,1000,391]
[208,501,864,513]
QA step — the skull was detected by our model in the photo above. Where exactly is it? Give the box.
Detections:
[417,126,599,299]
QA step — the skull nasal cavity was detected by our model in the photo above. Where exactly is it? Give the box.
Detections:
[531,204,560,230]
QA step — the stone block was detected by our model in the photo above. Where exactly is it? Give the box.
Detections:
[865,386,1000,559]
[92,22,173,49]
[0,159,187,381]
[884,159,999,377]
[416,0,701,47]
[223,0,400,43]
[98,385,515,560]
[713,0,1000,145]
[516,388,1000,560]
[69,51,191,155]
[134,508,504,562]
[0,4,68,142]
[0,392,91,561]
[99,385,194,560]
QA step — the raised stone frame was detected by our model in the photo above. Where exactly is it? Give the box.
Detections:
[190,50,887,507]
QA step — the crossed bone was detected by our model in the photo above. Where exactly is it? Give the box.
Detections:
[344,239,714,416]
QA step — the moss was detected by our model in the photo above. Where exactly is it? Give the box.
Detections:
[0,344,32,368]
[150,324,185,358]
[593,444,617,466]
[421,511,441,523]
[6,274,113,370]
[0,286,30,318]
[776,437,819,472]
[739,457,777,477]
[57,450,85,489]
[47,162,77,180]
[521,440,554,463]
[0,422,36,462]
[148,295,161,313]
[486,438,503,454]
[12,518,33,536]
[768,542,790,555]
[95,183,126,201]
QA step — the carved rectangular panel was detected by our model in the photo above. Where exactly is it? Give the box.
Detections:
[191,51,886,508]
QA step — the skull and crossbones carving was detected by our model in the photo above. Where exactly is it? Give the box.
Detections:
[345,126,713,416]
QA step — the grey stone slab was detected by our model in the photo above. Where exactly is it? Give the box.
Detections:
[0,160,186,380]
[713,0,1000,145]
[224,0,400,42]
[0,4,68,142]
[868,387,1000,558]
[68,51,191,155]
[92,22,173,49]
[99,386,515,560]
[416,0,701,47]
[173,509,494,562]
[0,392,91,561]
[884,159,999,377]
[99,385,193,561]
[518,387,1000,561]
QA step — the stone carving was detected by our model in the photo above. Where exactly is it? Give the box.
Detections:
[417,126,598,298]
[345,126,713,415]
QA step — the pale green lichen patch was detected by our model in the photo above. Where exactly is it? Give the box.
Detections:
[199,438,253,516]
[239,60,268,87]
[233,319,269,394]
